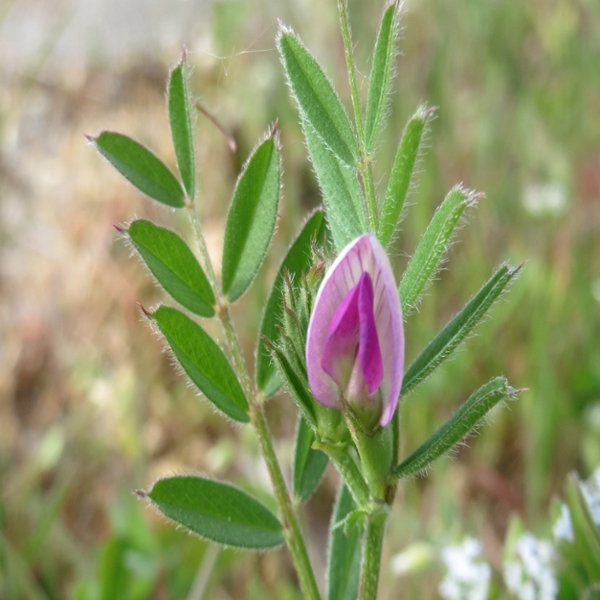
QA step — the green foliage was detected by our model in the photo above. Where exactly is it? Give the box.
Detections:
[365,1,399,153]
[393,377,518,478]
[402,263,522,397]
[278,28,358,165]
[126,220,215,317]
[222,131,281,302]
[256,210,327,396]
[168,53,196,199]
[146,476,285,548]
[399,185,476,315]
[327,485,361,600]
[149,305,249,422]
[303,121,367,251]
[378,105,431,247]
[564,473,600,582]
[266,339,318,428]
[91,132,185,207]
[293,417,329,503]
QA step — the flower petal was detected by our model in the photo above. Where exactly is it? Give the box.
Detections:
[306,233,404,426]
[357,272,383,395]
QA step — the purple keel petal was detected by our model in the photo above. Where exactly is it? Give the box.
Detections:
[357,273,383,395]
[321,274,362,391]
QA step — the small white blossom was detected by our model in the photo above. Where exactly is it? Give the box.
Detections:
[522,182,568,218]
[439,537,491,600]
[504,532,557,600]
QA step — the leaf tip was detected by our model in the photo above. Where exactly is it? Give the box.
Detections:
[271,118,279,137]
[138,303,153,319]
[84,134,96,144]
[133,489,148,499]
[113,224,126,234]
[181,45,187,63]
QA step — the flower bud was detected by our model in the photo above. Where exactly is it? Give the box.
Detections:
[306,234,404,429]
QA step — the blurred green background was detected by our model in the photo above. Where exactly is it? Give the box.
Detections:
[1,0,599,597]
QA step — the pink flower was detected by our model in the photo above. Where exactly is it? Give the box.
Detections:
[306,234,404,428]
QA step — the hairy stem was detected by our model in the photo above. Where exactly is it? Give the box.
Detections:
[252,398,322,600]
[320,444,370,507]
[359,510,388,600]
[186,204,320,600]
[337,0,379,231]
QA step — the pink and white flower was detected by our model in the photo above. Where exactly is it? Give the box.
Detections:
[306,234,404,428]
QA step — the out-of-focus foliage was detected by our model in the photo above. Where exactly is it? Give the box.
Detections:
[1,0,599,598]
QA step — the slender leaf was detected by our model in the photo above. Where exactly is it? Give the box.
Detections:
[327,485,362,600]
[146,476,284,549]
[399,185,476,315]
[127,220,215,317]
[402,263,522,397]
[378,105,431,247]
[256,210,327,396]
[278,27,358,165]
[267,340,317,428]
[293,417,329,502]
[393,377,518,478]
[222,132,280,302]
[92,132,185,208]
[99,538,128,600]
[150,306,249,422]
[365,1,399,152]
[565,473,600,583]
[168,53,196,199]
[304,121,366,251]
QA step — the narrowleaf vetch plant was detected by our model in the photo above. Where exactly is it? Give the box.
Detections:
[89,3,523,598]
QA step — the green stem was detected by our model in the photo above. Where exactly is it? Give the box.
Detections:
[337,0,379,231]
[338,0,365,148]
[186,203,320,600]
[359,511,388,600]
[252,400,321,600]
[320,444,370,507]
[186,203,219,298]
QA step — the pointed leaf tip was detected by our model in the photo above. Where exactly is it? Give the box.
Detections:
[84,134,95,143]
[138,303,152,318]
[133,489,147,498]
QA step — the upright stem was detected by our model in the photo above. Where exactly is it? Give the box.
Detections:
[359,511,388,600]
[252,400,321,600]
[337,0,379,232]
[186,202,320,600]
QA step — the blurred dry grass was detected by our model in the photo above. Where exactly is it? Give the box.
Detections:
[1,0,600,598]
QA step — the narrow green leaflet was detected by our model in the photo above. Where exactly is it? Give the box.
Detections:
[293,417,329,503]
[401,263,522,397]
[378,105,431,247]
[399,185,475,315]
[127,220,214,317]
[327,485,362,600]
[149,306,249,422]
[145,476,284,549]
[278,27,358,165]
[304,121,366,251]
[365,1,399,153]
[222,132,280,302]
[565,473,600,582]
[99,538,128,600]
[256,210,327,396]
[393,377,518,479]
[91,132,185,208]
[168,53,196,199]
[266,339,317,428]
